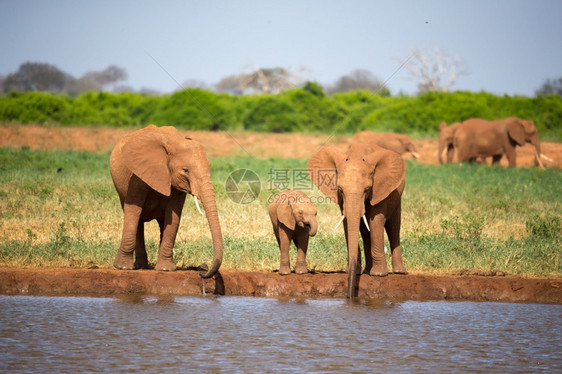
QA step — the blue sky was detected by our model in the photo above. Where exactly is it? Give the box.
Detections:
[1,0,561,96]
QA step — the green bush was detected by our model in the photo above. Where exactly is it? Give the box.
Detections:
[0,91,71,124]
[1,89,561,140]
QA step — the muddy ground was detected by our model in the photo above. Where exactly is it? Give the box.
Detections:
[1,124,561,303]
[1,268,561,304]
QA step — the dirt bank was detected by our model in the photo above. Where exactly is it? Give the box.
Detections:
[1,124,561,167]
[1,268,560,304]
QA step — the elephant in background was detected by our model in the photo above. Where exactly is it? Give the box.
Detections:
[438,121,462,164]
[110,125,222,278]
[269,190,318,275]
[453,117,544,168]
[351,131,420,159]
[308,143,407,298]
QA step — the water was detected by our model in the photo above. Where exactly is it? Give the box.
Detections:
[0,295,560,373]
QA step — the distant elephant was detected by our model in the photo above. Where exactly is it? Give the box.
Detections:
[269,190,318,275]
[110,125,222,278]
[438,121,462,164]
[453,117,544,168]
[351,131,420,159]
[308,143,407,298]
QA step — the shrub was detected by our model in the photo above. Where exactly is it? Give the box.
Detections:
[1,89,561,140]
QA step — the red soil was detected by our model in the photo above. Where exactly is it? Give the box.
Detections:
[1,124,561,167]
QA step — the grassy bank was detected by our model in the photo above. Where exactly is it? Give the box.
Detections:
[0,147,560,276]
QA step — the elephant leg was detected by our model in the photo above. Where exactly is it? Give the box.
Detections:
[278,228,292,275]
[155,198,184,271]
[492,154,502,165]
[114,203,143,270]
[447,145,454,163]
[360,220,371,275]
[293,232,309,274]
[273,228,281,247]
[158,219,165,245]
[368,213,388,276]
[133,222,149,269]
[505,146,516,167]
[385,204,406,274]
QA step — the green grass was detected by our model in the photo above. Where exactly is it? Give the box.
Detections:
[0,147,560,277]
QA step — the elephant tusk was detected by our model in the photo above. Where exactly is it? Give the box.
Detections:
[362,215,370,231]
[334,215,345,231]
[534,152,545,170]
[411,151,420,159]
[194,195,204,215]
[540,154,554,162]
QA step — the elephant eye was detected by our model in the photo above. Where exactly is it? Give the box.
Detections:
[183,168,190,174]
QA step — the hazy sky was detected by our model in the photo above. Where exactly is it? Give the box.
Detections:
[1,0,561,96]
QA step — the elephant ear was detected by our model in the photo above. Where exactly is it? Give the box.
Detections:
[122,127,172,196]
[277,201,296,230]
[364,147,405,206]
[506,119,526,146]
[307,146,345,204]
[522,120,537,135]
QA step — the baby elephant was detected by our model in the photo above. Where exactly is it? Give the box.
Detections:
[268,190,318,275]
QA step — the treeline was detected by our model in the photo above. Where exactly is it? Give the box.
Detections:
[1,87,561,139]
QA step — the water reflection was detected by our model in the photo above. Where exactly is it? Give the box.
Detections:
[0,295,560,373]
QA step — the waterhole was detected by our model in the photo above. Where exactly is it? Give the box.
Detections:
[1,295,560,372]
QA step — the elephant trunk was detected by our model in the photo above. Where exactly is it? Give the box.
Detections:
[343,198,363,299]
[198,179,223,279]
[308,220,318,237]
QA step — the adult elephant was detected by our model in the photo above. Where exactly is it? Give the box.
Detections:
[438,121,461,164]
[110,125,222,278]
[453,117,544,168]
[308,143,407,298]
[352,131,420,159]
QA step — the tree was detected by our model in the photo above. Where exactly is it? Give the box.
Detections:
[63,76,101,97]
[536,78,562,96]
[240,67,294,94]
[214,66,310,95]
[3,62,72,93]
[403,47,469,94]
[214,74,244,95]
[327,69,390,96]
[302,81,325,97]
[84,65,128,91]
[180,79,208,90]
